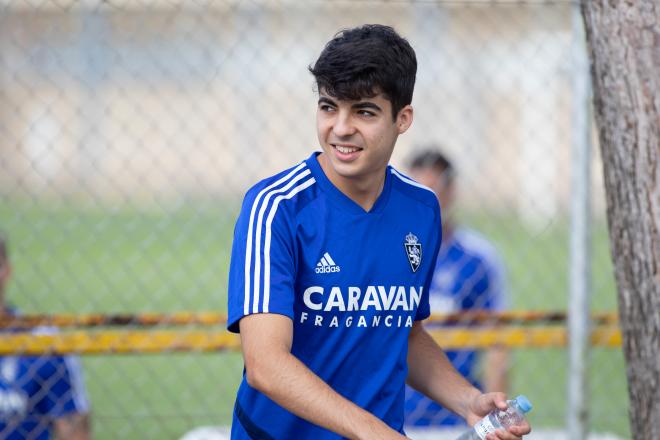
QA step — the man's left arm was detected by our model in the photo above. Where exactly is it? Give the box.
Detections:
[484,347,509,393]
[407,321,530,440]
[482,248,510,394]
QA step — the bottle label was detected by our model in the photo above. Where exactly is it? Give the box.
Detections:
[474,417,497,440]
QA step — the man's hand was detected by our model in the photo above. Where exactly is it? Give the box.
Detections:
[464,392,531,440]
[54,412,91,440]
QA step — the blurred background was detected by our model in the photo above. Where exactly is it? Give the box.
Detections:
[0,0,627,439]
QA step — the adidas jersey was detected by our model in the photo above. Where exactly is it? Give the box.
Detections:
[405,228,508,427]
[227,152,442,439]
[0,324,89,439]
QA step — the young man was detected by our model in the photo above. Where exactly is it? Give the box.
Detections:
[0,231,91,440]
[405,150,510,428]
[227,25,531,440]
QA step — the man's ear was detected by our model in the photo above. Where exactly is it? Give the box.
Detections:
[396,105,413,134]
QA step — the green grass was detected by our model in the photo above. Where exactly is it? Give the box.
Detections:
[1,197,244,439]
[0,197,629,439]
[83,353,244,438]
[466,211,628,437]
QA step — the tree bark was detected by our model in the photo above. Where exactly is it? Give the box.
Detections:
[581,2,660,439]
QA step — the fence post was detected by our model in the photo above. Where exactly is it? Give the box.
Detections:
[568,4,593,440]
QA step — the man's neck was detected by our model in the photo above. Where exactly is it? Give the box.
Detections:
[338,174,385,212]
[318,153,386,211]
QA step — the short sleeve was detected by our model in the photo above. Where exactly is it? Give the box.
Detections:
[415,201,442,321]
[35,355,89,418]
[227,186,297,333]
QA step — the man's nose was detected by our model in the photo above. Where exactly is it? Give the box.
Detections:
[332,112,356,137]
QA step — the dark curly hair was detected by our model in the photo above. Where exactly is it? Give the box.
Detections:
[309,24,417,120]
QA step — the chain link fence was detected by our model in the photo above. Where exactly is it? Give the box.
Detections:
[0,1,628,439]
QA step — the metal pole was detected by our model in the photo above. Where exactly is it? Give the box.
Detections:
[568,3,593,440]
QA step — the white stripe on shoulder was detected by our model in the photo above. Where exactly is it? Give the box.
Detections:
[244,162,307,315]
[263,177,316,313]
[253,168,311,313]
[390,168,436,194]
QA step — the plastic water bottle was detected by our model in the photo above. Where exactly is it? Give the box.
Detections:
[455,395,532,440]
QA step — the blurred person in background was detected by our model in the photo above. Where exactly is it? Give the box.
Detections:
[0,231,91,440]
[404,149,510,429]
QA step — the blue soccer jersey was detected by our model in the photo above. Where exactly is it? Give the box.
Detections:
[0,328,89,439]
[404,228,507,427]
[227,152,442,439]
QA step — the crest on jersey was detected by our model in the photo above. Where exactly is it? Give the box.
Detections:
[404,233,422,272]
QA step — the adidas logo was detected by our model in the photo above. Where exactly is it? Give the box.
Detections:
[315,252,341,274]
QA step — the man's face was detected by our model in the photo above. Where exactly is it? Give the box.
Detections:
[316,91,412,182]
[409,166,454,212]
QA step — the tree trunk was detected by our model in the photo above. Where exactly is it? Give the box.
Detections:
[581,2,660,439]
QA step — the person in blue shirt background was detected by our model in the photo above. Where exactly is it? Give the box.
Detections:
[227,24,530,440]
[0,231,91,440]
[405,149,511,428]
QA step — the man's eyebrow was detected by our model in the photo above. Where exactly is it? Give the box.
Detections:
[318,96,337,106]
[352,102,382,112]
[317,96,382,112]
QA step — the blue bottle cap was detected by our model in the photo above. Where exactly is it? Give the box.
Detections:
[515,395,533,413]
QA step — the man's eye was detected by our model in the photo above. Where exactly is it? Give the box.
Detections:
[320,105,335,112]
[358,110,375,117]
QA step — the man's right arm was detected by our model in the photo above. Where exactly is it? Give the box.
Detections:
[239,313,406,440]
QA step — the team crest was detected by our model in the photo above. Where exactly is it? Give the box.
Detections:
[404,233,422,272]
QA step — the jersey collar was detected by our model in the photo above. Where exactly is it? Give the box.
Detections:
[306,152,392,215]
